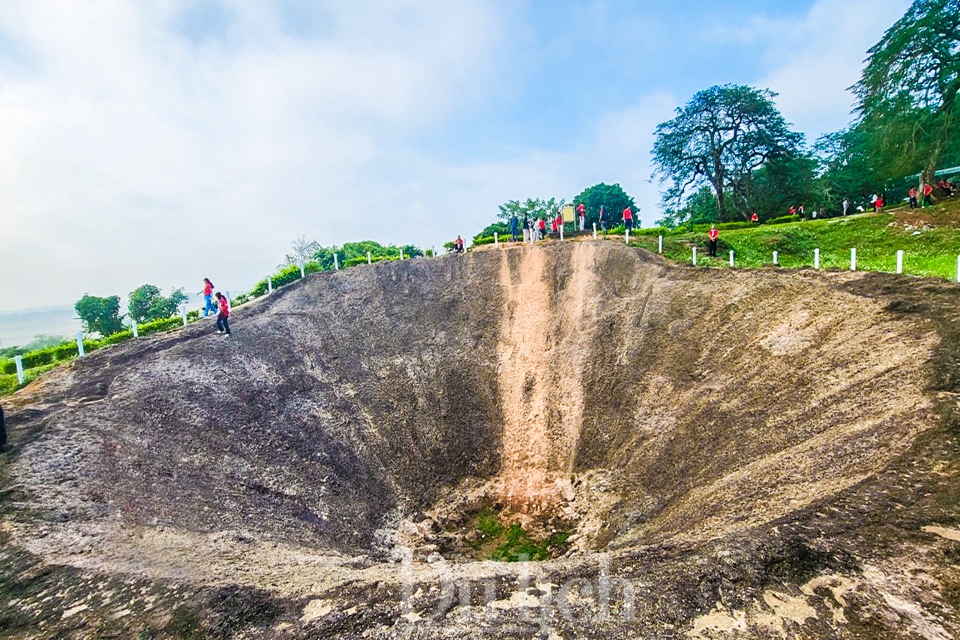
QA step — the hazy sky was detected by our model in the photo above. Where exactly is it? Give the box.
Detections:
[0,0,909,311]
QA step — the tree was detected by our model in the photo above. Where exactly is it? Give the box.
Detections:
[653,84,803,221]
[280,235,321,269]
[853,0,959,186]
[75,294,124,337]
[128,284,189,324]
[656,186,719,228]
[497,197,566,223]
[571,183,638,227]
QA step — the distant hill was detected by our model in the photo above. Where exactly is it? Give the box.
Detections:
[0,306,81,348]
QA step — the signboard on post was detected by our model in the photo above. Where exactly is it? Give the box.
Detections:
[561,205,575,224]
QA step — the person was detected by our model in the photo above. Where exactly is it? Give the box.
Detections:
[623,206,634,233]
[870,193,879,211]
[0,404,6,451]
[799,205,805,219]
[876,195,884,212]
[555,211,562,235]
[510,215,519,242]
[453,235,465,253]
[750,212,759,223]
[522,214,530,243]
[215,292,231,337]
[201,278,215,317]
[577,203,586,231]
[599,205,607,234]
[708,225,719,257]
[843,198,850,216]
[551,216,558,234]
[537,218,546,241]
[923,183,933,206]
[908,187,918,209]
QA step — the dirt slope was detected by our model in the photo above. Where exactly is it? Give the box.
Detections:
[2,240,959,639]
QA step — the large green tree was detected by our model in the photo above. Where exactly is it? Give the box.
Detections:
[75,294,124,337]
[652,84,803,222]
[853,0,959,186]
[128,285,188,324]
[497,197,565,223]
[572,183,637,227]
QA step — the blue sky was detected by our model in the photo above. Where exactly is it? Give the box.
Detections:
[0,0,910,313]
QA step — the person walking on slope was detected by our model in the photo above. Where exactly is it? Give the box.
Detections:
[510,215,520,242]
[622,206,634,233]
[577,203,586,232]
[537,217,546,241]
[708,225,719,258]
[215,292,232,337]
[201,278,215,317]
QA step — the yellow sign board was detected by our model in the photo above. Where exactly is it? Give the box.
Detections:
[561,205,575,224]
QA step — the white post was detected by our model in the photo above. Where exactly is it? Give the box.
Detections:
[625,228,630,244]
[729,250,735,267]
[268,276,273,293]
[494,233,499,247]
[896,250,904,274]
[850,248,857,271]
[692,247,697,265]
[658,235,663,254]
[814,248,820,269]
[560,225,564,241]
[180,305,188,326]
[299,261,305,278]
[76,331,85,357]
[773,250,779,265]
[367,251,372,264]
[132,321,138,338]
[400,249,405,260]
[14,355,24,385]
[593,223,597,240]
[333,254,339,271]
[225,291,231,306]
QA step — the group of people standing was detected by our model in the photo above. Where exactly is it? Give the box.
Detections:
[505,205,637,244]
[201,277,232,336]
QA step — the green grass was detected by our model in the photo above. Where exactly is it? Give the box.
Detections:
[624,200,960,280]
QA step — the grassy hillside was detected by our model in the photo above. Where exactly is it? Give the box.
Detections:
[627,197,960,279]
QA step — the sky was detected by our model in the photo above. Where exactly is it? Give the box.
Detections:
[0,0,911,314]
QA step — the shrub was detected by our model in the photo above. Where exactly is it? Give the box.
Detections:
[472,236,496,246]
[690,222,757,232]
[766,214,801,225]
[139,316,182,336]
[101,330,134,346]
[233,293,251,306]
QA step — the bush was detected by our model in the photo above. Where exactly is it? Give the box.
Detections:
[139,316,182,336]
[632,227,671,237]
[472,236,496,247]
[690,222,757,232]
[233,293,251,305]
[101,330,134,346]
[766,214,801,225]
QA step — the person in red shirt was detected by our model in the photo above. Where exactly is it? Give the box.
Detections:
[599,205,607,234]
[453,235,465,253]
[750,212,759,223]
[708,225,719,257]
[924,183,933,206]
[577,203,586,231]
[622,207,633,232]
[215,292,231,336]
[551,217,558,233]
[201,278,215,317]
[908,187,917,209]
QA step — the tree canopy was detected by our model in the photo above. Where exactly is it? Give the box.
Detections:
[853,0,959,185]
[75,294,124,337]
[572,183,638,226]
[652,84,803,222]
[128,285,189,325]
[497,197,565,223]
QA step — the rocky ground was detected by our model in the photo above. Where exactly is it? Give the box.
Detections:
[1,240,959,638]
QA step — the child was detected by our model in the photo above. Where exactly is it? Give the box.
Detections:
[215,292,231,336]
[201,278,215,317]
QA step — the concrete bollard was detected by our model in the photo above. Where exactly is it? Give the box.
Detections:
[896,250,904,274]
[814,248,820,269]
[181,305,188,326]
[367,251,372,264]
[851,248,857,271]
[14,355,24,384]
[692,247,697,265]
[132,321,138,337]
[593,223,597,240]
[76,332,85,358]
[773,250,779,265]
[625,228,630,245]
[333,254,339,271]
[729,250,735,267]
[268,276,273,293]
[226,291,231,306]
[560,226,564,241]
[400,249,405,260]
[494,233,499,248]
[299,262,305,278]
[659,235,663,254]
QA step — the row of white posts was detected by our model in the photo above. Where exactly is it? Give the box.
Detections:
[688,246,949,280]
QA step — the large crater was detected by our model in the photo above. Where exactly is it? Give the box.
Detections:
[3,241,959,639]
